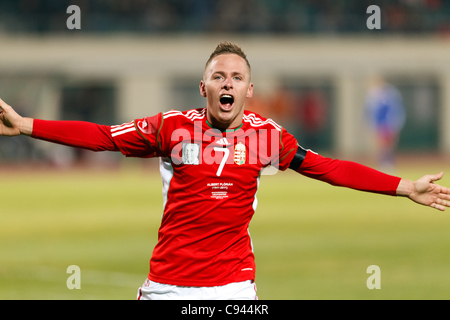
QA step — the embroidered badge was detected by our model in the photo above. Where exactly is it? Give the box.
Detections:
[234,142,246,165]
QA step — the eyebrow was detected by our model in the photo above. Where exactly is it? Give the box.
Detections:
[211,71,245,78]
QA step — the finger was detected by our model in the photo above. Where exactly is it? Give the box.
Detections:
[440,185,450,195]
[0,99,7,113]
[429,172,444,183]
[439,192,450,201]
[0,98,11,108]
[431,202,446,211]
[436,197,450,208]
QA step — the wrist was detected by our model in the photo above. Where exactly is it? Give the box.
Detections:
[396,178,414,197]
[19,117,34,136]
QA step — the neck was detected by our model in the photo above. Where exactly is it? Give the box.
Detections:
[206,113,243,131]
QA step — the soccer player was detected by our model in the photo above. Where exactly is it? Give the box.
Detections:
[365,75,406,171]
[1,42,450,300]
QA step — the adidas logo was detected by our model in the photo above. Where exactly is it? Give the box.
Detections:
[215,138,231,146]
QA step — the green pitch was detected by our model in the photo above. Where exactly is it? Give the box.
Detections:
[1,161,450,299]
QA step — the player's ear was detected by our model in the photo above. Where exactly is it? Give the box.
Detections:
[199,81,207,97]
[246,83,254,99]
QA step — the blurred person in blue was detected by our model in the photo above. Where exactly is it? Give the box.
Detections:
[365,76,406,172]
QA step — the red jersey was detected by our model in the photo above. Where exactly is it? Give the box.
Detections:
[111,108,298,286]
[31,108,401,288]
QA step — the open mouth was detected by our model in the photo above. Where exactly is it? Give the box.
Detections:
[219,94,234,110]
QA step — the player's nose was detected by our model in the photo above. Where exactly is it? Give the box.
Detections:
[222,77,233,90]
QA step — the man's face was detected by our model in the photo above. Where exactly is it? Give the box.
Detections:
[200,54,253,130]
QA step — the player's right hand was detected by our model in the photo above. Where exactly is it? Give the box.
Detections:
[0,97,28,136]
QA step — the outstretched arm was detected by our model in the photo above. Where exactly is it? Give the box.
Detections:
[0,98,33,136]
[1,97,160,157]
[289,146,450,211]
[396,172,450,211]
[0,97,118,152]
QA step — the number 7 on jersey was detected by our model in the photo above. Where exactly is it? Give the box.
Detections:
[213,147,229,177]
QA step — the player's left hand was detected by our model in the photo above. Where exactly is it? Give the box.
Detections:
[408,172,450,211]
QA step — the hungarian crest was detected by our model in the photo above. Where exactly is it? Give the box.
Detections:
[234,142,246,165]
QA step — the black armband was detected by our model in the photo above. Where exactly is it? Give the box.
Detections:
[288,145,308,171]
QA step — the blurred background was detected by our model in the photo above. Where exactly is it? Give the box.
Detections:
[0,0,449,168]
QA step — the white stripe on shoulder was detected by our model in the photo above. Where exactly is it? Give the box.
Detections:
[243,113,281,131]
[163,110,183,119]
[163,109,206,121]
[163,112,183,119]
[111,126,136,137]
[111,122,135,132]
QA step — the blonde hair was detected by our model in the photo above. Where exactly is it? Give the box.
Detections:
[205,41,251,71]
